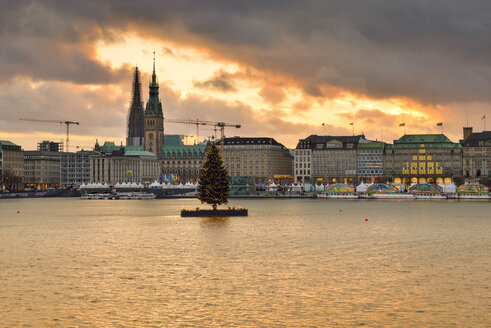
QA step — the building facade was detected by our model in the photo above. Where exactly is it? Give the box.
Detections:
[461,128,491,186]
[144,58,164,157]
[24,151,62,188]
[0,140,24,191]
[161,135,207,182]
[126,67,145,147]
[60,151,93,186]
[384,134,462,186]
[295,135,368,183]
[357,142,385,181]
[220,137,293,182]
[91,144,159,184]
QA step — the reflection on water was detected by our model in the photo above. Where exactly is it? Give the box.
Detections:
[200,217,230,228]
[0,198,490,327]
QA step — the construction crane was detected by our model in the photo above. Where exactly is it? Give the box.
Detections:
[165,118,241,158]
[19,118,80,152]
[165,118,218,142]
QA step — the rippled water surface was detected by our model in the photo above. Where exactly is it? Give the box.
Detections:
[0,198,490,327]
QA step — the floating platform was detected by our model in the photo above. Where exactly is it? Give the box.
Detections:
[181,208,248,217]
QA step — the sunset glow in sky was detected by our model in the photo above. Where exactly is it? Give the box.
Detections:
[1,1,489,150]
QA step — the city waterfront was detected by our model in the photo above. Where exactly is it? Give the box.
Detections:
[1,199,490,327]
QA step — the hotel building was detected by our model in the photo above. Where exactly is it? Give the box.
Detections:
[294,135,368,183]
[384,134,463,185]
[219,137,293,182]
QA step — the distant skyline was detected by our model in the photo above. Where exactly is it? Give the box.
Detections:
[0,1,489,150]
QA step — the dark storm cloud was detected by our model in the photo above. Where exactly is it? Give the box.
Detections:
[193,70,238,92]
[2,0,491,104]
[0,1,129,84]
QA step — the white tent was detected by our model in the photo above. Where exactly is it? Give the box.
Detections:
[445,181,457,194]
[291,183,302,192]
[356,181,367,193]
[268,182,278,191]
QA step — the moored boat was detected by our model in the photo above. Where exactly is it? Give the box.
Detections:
[317,183,357,199]
[80,193,115,200]
[317,193,358,199]
[369,193,414,199]
[455,183,489,200]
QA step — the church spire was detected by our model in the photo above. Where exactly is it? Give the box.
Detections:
[150,51,158,87]
[126,66,145,146]
[146,52,162,115]
[131,66,142,108]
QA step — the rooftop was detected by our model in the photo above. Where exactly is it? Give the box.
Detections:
[387,134,461,149]
[100,141,121,153]
[161,135,208,155]
[461,131,491,147]
[218,137,283,147]
[296,135,366,149]
[0,140,20,147]
[395,134,453,144]
[124,149,158,157]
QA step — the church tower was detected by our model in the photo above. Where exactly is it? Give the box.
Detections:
[126,67,145,147]
[144,53,164,157]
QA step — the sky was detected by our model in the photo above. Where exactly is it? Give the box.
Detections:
[0,0,490,150]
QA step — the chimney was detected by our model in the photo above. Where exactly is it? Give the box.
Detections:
[463,127,473,141]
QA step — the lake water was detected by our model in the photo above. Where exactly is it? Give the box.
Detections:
[0,198,490,327]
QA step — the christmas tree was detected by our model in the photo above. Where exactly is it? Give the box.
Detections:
[197,141,229,210]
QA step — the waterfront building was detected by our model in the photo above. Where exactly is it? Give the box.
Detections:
[126,67,145,147]
[357,142,385,181]
[294,135,368,184]
[161,135,208,182]
[461,127,491,186]
[0,140,24,191]
[143,57,164,157]
[60,150,93,186]
[24,150,62,188]
[91,142,159,184]
[219,137,293,182]
[384,134,462,186]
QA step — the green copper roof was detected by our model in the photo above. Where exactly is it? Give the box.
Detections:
[100,141,120,153]
[396,134,452,144]
[124,145,144,151]
[161,135,208,157]
[124,150,157,157]
[0,140,19,147]
[387,134,461,149]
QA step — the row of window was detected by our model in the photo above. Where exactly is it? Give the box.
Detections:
[163,160,202,165]
[226,156,265,161]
